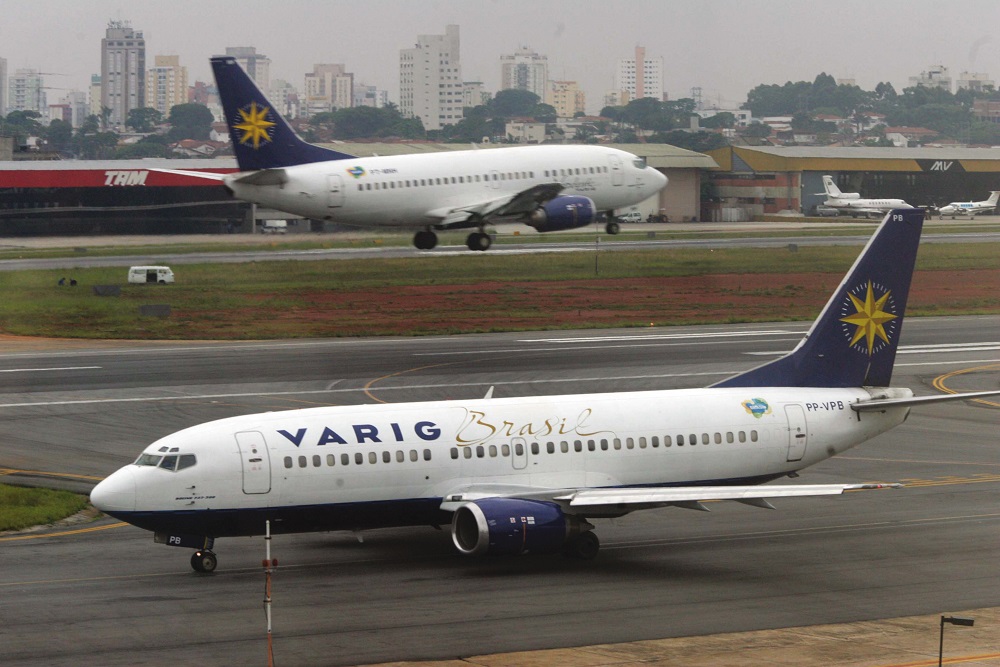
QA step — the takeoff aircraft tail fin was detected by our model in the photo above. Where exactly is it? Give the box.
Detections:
[714,208,924,389]
[211,56,355,171]
[987,191,1000,206]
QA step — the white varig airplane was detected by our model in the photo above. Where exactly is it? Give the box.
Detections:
[164,57,667,251]
[820,175,912,217]
[91,208,1000,572]
[938,191,1000,218]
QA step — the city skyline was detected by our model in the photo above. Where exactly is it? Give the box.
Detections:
[2,0,998,117]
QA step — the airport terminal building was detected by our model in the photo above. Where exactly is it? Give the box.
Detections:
[705,145,1000,220]
[0,142,716,236]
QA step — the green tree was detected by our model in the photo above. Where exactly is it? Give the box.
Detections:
[1,110,44,142]
[126,107,162,133]
[43,118,73,152]
[699,112,736,129]
[167,103,214,141]
[488,89,541,118]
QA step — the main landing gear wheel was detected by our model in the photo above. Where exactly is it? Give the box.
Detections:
[605,221,621,235]
[191,550,218,573]
[413,230,438,250]
[466,231,492,251]
[563,531,600,560]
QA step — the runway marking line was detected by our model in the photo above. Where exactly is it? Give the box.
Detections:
[363,361,466,404]
[0,467,103,481]
[879,652,1000,666]
[933,363,1000,408]
[0,521,126,542]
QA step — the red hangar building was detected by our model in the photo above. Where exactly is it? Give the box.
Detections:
[703,146,1000,220]
[0,159,244,235]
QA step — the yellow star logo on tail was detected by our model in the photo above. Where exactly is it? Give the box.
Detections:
[840,281,897,355]
[234,102,276,149]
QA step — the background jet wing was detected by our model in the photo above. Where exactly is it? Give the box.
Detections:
[425,182,564,228]
[440,482,898,515]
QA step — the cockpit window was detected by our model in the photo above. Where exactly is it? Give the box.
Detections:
[135,453,162,466]
[632,157,647,169]
[176,454,197,471]
[160,455,178,471]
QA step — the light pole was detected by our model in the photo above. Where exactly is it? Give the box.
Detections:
[939,615,974,667]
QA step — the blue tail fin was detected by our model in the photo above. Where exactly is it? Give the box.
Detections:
[210,56,355,170]
[714,208,924,388]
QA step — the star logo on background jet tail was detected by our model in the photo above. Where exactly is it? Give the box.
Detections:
[839,281,898,356]
[234,101,276,149]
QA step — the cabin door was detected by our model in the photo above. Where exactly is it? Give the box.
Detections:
[784,405,808,462]
[327,174,345,208]
[236,431,272,494]
[608,155,624,186]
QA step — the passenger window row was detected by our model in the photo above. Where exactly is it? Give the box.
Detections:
[354,165,610,192]
[446,430,760,461]
[284,448,432,469]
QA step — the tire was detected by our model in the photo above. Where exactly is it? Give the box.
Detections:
[605,221,621,235]
[466,232,492,251]
[191,550,218,573]
[563,531,600,560]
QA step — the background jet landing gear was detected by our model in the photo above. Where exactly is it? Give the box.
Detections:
[605,220,621,235]
[466,231,492,251]
[413,229,438,250]
[191,549,218,573]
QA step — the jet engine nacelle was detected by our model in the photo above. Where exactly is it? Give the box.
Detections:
[527,195,596,232]
[451,498,587,556]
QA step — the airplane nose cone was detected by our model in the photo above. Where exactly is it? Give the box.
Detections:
[654,170,668,190]
[90,467,136,513]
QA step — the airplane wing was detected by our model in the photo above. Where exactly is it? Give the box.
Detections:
[440,482,898,516]
[426,182,564,228]
[852,389,1000,412]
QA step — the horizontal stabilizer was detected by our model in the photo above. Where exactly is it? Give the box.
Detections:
[148,168,226,182]
[230,169,289,186]
[853,389,1000,412]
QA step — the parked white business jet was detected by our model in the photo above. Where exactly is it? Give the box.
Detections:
[938,191,1000,218]
[91,207,1000,572]
[165,57,667,251]
[820,175,912,217]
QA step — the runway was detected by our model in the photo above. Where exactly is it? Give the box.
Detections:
[2,317,1000,666]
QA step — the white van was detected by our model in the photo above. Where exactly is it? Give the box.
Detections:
[617,211,643,223]
[128,266,175,284]
[261,220,288,234]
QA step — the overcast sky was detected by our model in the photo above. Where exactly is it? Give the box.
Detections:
[3,0,998,114]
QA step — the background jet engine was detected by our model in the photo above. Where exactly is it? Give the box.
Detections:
[527,195,597,232]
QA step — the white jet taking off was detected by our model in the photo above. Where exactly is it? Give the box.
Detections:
[91,208,1000,573]
[163,57,667,251]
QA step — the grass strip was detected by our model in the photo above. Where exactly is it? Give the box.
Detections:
[0,484,89,532]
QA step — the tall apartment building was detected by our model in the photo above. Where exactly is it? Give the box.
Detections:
[8,69,46,114]
[354,83,389,109]
[145,55,188,118]
[89,75,102,118]
[546,80,585,118]
[101,19,146,128]
[909,65,952,93]
[399,24,463,131]
[462,81,491,109]
[0,57,6,116]
[269,80,301,118]
[303,64,353,116]
[500,46,548,100]
[225,47,270,92]
[614,46,664,102]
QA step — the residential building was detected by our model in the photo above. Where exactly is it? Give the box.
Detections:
[399,24,463,131]
[973,99,1000,124]
[462,81,491,109]
[303,64,353,116]
[225,47,270,91]
[353,83,389,109]
[909,65,951,93]
[88,74,102,118]
[270,79,301,118]
[8,69,46,114]
[101,19,146,128]
[546,80,585,118]
[146,55,188,118]
[957,71,994,93]
[0,57,6,116]
[58,91,89,127]
[615,46,664,101]
[500,46,548,100]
